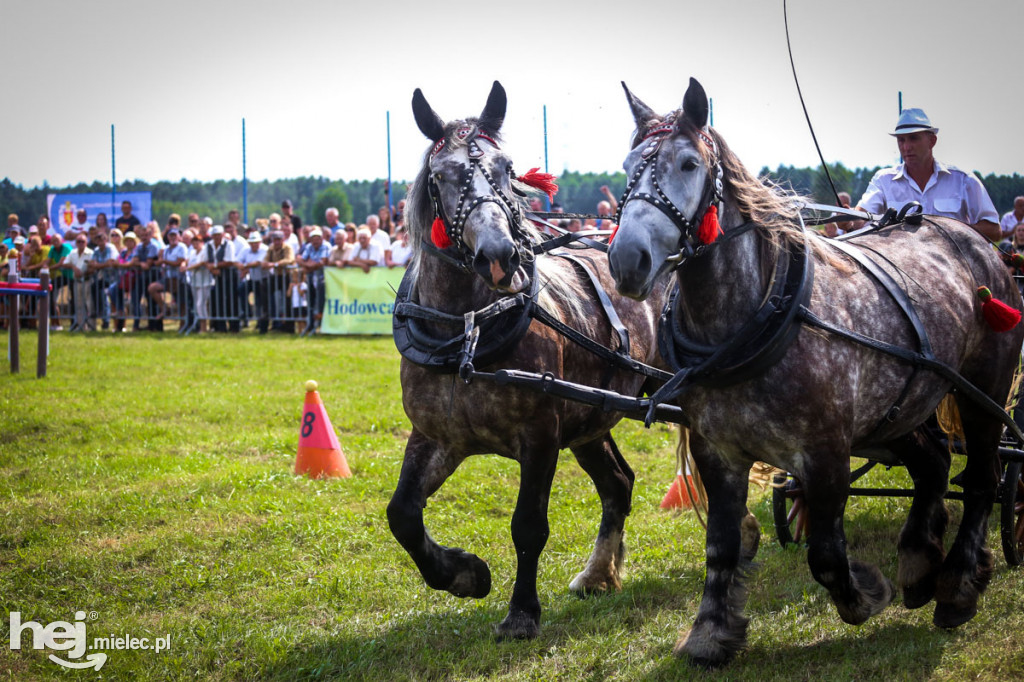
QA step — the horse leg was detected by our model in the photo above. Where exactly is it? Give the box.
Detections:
[494,445,559,640]
[568,433,634,595]
[888,424,950,609]
[933,399,1001,628]
[386,428,491,599]
[675,436,754,668]
[803,457,895,626]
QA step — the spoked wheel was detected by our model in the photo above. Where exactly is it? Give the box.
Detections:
[772,473,808,547]
[1000,460,1024,567]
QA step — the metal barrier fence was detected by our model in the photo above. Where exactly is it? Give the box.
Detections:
[7,264,314,334]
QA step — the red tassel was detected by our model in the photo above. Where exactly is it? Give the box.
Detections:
[517,167,559,201]
[697,204,721,245]
[431,216,451,248]
[977,286,1021,332]
[608,223,619,244]
[1012,253,1024,270]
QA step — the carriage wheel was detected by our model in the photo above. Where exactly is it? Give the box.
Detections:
[1000,460,1024,567]
[772,473,808,547]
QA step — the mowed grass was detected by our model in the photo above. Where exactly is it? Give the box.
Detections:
[1,331,1022,681]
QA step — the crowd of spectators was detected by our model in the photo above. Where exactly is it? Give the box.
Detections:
[0,199,413,335]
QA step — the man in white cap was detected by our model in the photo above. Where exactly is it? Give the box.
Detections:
[206,224,239,332]
[855,108,1000,240]
[297,227,331,334]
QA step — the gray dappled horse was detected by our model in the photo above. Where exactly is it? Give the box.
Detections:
[386,82,668,639]
[607,77,1024,667]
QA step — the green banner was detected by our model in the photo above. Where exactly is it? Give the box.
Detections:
[321,267,405,335]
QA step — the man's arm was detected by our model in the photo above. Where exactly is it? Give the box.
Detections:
[972,220,1001,242]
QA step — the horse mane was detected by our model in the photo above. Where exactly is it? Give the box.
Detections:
[406,119,592,333]
[673,117,834,266]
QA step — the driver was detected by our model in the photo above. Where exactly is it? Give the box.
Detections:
[853,108,999,240]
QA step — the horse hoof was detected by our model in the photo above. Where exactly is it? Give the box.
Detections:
[933,600,978,629]
[494,612,540,640]
[674,628,734,669]
[835,563,895,625]
[444,549,491,599]
[569,570,621,596]
[901,579,936,610]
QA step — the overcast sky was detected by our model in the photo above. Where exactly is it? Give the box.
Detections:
[3,0,1021,191]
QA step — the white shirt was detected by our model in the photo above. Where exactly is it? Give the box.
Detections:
[285,233,301,254]
[346,242,384,266]
[291,280,307,307]
[187,246,213,287]
[236,243,268,280]
[1000,210,1024,235]
[63,220,91,237]
[857,160,998,225]
[207,238,236,263]
[65,247,94,279]
[369,229,392,254]
[388,240,414,266]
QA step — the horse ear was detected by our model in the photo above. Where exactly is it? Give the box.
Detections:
[621,81,657,130]
[412,88,445,142]
[681,77,709,129]
[478,81,506,134]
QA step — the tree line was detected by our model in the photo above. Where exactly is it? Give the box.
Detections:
[3,165,1023,230]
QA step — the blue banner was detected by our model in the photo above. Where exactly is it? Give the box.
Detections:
[46,191,152,237]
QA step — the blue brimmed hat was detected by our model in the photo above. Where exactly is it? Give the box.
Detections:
[890,108,938,136]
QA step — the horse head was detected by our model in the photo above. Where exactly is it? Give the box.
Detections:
[608,78,722,300]
[411,81,530,291]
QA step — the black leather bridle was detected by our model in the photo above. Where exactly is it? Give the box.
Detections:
[615,124,724,267]
[426,131,532,270]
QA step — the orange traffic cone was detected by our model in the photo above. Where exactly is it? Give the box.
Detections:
[294,380,351,478]
[660,463,695,510]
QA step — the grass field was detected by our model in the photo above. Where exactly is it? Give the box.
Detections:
[1,331,1022,681]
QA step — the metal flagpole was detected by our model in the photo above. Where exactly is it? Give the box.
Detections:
[110,124,116,218]
[242,118,248,225]
[898,91,903,114]
[543,105,550,210]
[710,98,714,127]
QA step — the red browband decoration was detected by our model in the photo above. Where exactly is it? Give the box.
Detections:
[642,124,674,142]
[696,127,716,152]
[430,129,500,160]
[475,132,499,148]
[517,168,559,201]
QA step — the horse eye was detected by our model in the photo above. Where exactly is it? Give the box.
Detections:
[681,159,699,172]
[434,172,444,183]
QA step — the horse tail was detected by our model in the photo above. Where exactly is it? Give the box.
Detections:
[935,394,965,456]
[674,427,782,525]
[674,426,708,525]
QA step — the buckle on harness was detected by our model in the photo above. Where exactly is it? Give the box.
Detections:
[457,311,481,384]
[885,405,901,422]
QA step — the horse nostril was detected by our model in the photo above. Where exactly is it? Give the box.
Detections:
[638,249,651,276]
[507,249,520,276]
